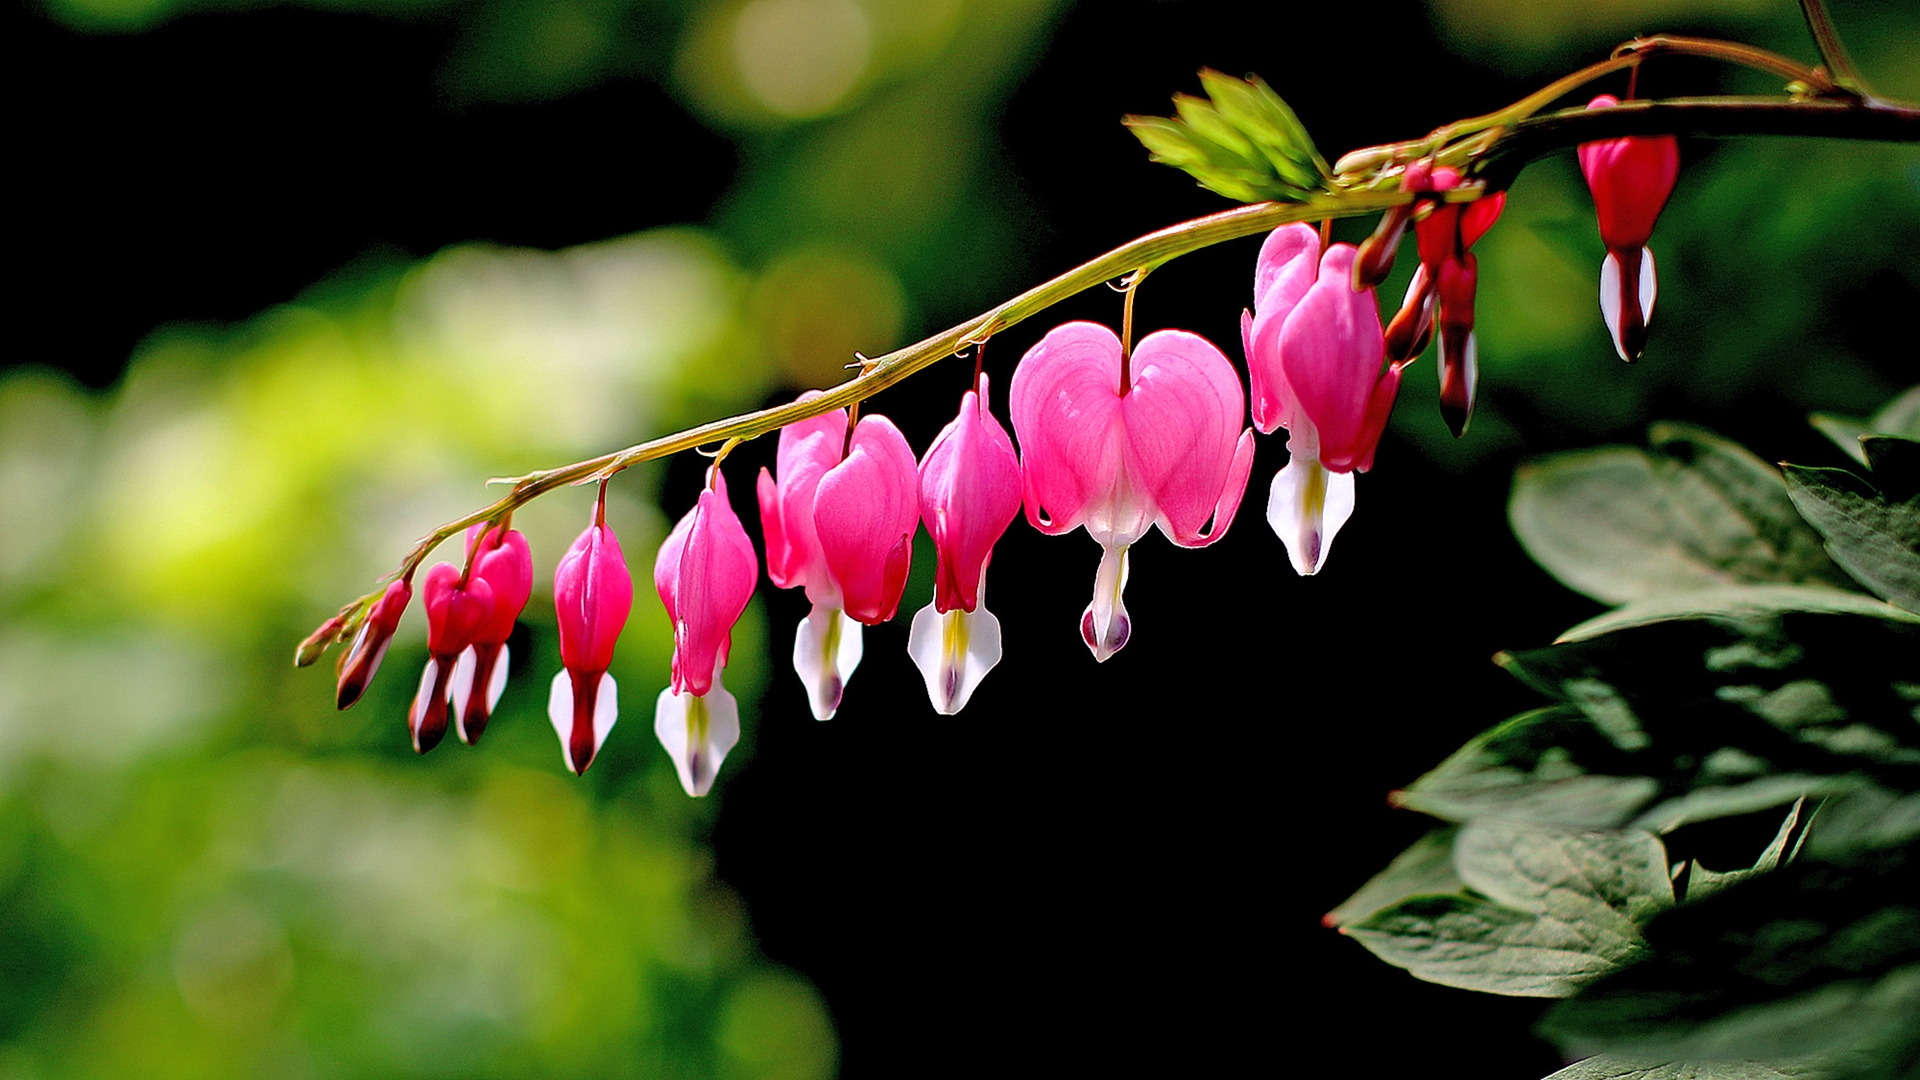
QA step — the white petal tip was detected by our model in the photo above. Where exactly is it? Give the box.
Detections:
[907,602,1003,713]
[450,647,478,744]
[794,606,863,721]
[655,683,740,797]
[1267,460,1356,577]
[547,669,618,775]
[409,657,449,754]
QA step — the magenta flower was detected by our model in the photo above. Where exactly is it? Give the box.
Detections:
[1010,322,1255,660]
[408,560,494,754]
[548,491,634,775]
[907,373,1022,712]
[1243,226,1398,576]
[652,465,758,796]
[449,523,532,746]
[1578,94,1680,362]
[758,396,920,718]
[335,578,411,711]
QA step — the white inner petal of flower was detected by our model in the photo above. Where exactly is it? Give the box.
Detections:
[793,604,863,720]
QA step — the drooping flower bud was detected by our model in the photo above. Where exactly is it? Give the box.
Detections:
[548,491,633,775]
[1403,166,1505,435]
[450,523,532,745]
[409,560,495,754]
[1011,322,1255,660]
[653,465,757,796]
[335,579,411,711]
[1578,95,1680,363]
[907,373,1022,713]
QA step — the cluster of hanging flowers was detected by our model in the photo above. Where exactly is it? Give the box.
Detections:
[318,100,1682,796]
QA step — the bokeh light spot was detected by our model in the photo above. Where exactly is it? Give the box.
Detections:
[733,0,873,119]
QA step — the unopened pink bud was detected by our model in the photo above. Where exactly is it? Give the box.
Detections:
[549,500,633,774]
[1578,95,1680,251]
[655,467,758,698]
[919,374,1022,615]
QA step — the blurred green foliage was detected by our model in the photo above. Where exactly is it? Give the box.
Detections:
[0,228,848,1077]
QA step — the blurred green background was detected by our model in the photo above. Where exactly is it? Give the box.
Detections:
[5,0,1916,1076]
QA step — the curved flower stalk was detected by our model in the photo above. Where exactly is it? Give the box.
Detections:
[758,396,920,718]
[1010,322,1255,660]
[409,560,494,754]
[1243,227,1397,576]
[908,373,1023,713]
[654,466,758,796]
[549,488,634,775]
[1579,94,1680,362]
[335,578,411,711]
[449,522,532,745]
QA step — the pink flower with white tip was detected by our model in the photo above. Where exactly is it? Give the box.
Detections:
[449,522,532,746]
[549,487,634,775]
[653,465,758,796]
[408,560,494,754]
[758,395,920,718]
[1010,321,1255,661]
[1243,226,1398,576]
[908,372,1022,713]
[1579,94,1680,363]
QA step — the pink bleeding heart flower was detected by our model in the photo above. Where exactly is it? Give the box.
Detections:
[758,397,920,719]
[548,489,634,775]
[653,464,758,797]
[408,560,495,754]
[449,522,532,746]
[1243,227,1397,576]
[907,372,1022,713]
[1010,321,1256,661]
[1578,94,1679,363]
[336,578,411,711]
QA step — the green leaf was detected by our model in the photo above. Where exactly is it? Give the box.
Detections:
[1511,425,1849,607]
[1781,460,1920,613]
[1678,798,1810,904]
[1869,388,1920,441]
[1123,70,1328,204]
[1541,1055,1833,1080]
[1345,893,1632,997]
[1324,827,1465,929]
[1810,386,1920,465]
[1560,585,1920,642]
[1861,437,1920,502]
[1810,412,1871,465]
[1394,706,1663,829]
[1344,821,1669,998]
[1541,843,1920,1078]
[1470,610,1920,833]
[1802,784,1920,860]
[1454,819,1674,926]
[1195,69,1326,187]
